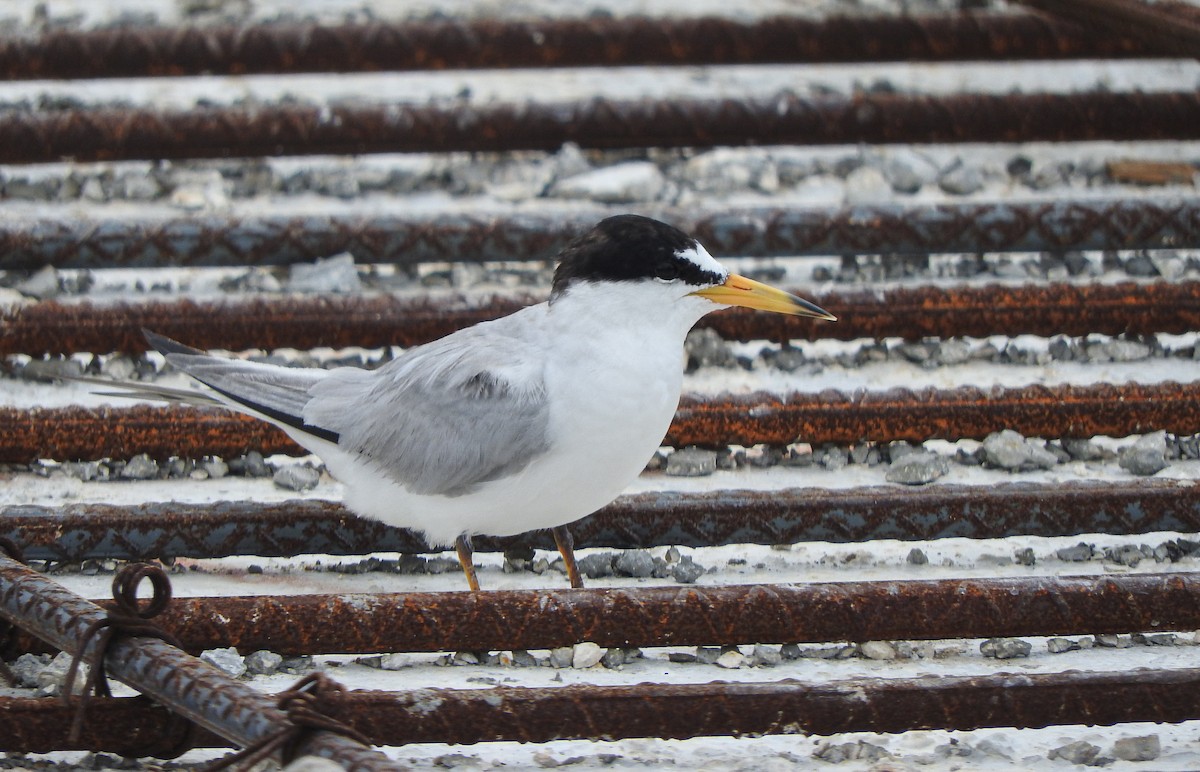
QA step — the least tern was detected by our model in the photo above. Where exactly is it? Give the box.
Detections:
[138,215,834,590]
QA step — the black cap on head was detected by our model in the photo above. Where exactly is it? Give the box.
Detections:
[551,215,722,297]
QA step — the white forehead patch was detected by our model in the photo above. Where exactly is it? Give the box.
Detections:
[676,242,728,279]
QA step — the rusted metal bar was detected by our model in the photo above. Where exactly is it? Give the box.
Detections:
[6,279,1200,356]
[4,380,1199,464]
[1,196,1195,272]
[0,554,401,768]
[0,696,228,754]
[3,91,1197,165]
[0,13,1160,81]
[4,669,1200,751]
[1017,0,1200,58]
[313,670,1200,742]
[4,479,1199,562]
[85,574,1200,655]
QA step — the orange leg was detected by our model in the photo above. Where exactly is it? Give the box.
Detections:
[454,535,481,592]
[552,526,584,588]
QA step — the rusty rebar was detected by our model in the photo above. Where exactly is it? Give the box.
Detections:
[0,555,401,768]
[0,13,1160,81]
[0,696,228,754]
[301,670,1200,742]
[2,91,1197,165]
[3,669,1199,751]
[4,479,1199,562]
[5,279,1200,357]
[1017,0,1200,58]
[1,197,1195,272]
[4,380,1199,464]
[81,573,1200,655]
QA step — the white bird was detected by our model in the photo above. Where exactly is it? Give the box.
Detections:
[136,215,834,590]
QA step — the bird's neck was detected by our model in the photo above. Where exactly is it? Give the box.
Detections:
[546,280,716,347]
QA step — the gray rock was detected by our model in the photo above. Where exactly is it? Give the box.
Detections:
[1061,437,1104,461]
[936,339,972,365]
[843,165,892,203]
[769,345,807,372]
[279,655,314,673]
[670,556,705,584]
[1046,637,1080,654]
[613,550,655,578]
[714,650,746,669]
[549,161,667,203]
[1102,339,1152,362]
[1105,544,1147,567]
[817,445,850,471]
[17,266,61,299]
[8,653,51,688]
[695,646,722,665]
[576,552,615,579]
[572,642,604,669]
[886,451,950,485]
[235,450,272,477]
[273,464,321,491]
[750,644,781,667]
[979,638,1031,659]
[814,741,890,763]
[1094,633,1130,648]
[1120,432,1169,476]
[1048,741,1100,765]
[512,650,539,667]
[287,253,362,294]
[601,648,626,669]
[200,647,247,677]
[665,447,717,477]
[907,548,929,565]
[120,454,159,480]
[35,652,83,696]
[685,328,735,370]
[283,756,347,772]
[202,458,229,479]
[1124,254,1159,277]
[1112,735,1160,762]
[859,641,897,660]
[981,430,1057,470]
[668,651,697,663]
[61,461,101,482]
[780,643,802,660]
[1013,547,1036,566]
[1056,542,1094,562]
[244,650,283,675]
[938,163,986,195]
[549,647,574,668]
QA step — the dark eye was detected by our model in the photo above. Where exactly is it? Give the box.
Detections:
[654,261,680,281]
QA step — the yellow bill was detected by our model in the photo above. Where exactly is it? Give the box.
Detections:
[691,273,836,320]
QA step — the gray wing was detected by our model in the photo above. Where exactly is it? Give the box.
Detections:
[303,315,551,497]
[145,331,338,443]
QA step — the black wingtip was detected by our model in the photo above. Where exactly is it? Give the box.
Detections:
[142,329,205,356]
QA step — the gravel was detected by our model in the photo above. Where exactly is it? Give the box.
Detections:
[287,253,363,294]
[1048,741,1101,765]
[980,430,1059,471]
[665,447,717,477]
[1113,735,1161,762]
[200,646,247,677]
[571,642,605,669]
[885,450,950,485]
[273,464,321,491]
[979,638,1032,660]
[1119,432,1169,476]
[244,650,283,675]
